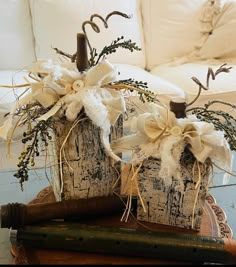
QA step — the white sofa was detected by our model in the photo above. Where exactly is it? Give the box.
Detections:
[1,0,236,172]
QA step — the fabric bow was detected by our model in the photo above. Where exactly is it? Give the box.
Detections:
[0,59,125,161]
[112,102,232,181]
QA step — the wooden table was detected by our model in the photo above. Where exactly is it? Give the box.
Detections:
[11,186,233,265]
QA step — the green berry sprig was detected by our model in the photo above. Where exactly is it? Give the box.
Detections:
[90,36,141,66]
[14,119,53,190]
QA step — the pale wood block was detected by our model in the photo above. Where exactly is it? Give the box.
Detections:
[49,114,122,201]
[137,153,211,231]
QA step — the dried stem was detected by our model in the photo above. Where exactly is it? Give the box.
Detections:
[90,14,108,28]
[104,79,157,103]
[52,47,73,60]
[187,64,232,107]
[52,11,134,68]
[82,20,100,60]
[105,11,131,22]
[82,11,131,66]
[187,85,202,107]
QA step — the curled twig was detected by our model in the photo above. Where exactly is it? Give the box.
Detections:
[191,77,208,91]
[82,11,131,65]
[90,14,108,28]
[187,77,208,107]
[207,64,232,87]
[105,11,131,22]
[82,20,100,61]
[215,63,232,76]
[53,11,132,67]
[187,64,232,107]
[52,47,73,60]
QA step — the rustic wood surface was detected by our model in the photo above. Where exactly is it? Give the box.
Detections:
[11,186,233,265]
[137,156,210,231]
[50,114,122,201]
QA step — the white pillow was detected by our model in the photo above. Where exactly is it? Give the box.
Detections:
[0,0,36,70]
[141,0,207,70]
[29,0,145,68]
[200,0,236,59]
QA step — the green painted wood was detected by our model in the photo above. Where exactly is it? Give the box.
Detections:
[15,222,236,264]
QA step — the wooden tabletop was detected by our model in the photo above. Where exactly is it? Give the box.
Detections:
[11,186,233,265]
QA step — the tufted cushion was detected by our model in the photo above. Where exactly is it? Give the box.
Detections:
[199,0,236,60]
[0,0,36,70]
[29,0,145,68]
[141,0,207,70]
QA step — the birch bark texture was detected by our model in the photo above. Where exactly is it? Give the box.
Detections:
[50,113,123,201]
[137,153,211,231]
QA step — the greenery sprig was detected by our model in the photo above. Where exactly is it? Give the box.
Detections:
[89,36,141,66]
[106,78,158,103]
[188,100,236,151]
[186,63,236,151]
[13,105,54,190]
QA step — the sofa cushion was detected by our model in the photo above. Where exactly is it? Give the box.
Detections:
[29,0,145,68]
[115,64,186,106]
[141,0,207,70]
[0,70,32,137]
[0,70,30,105]
[0,71,28,170]
[0,0,36,70]
[151,61,236,116]
[199,0,236,60]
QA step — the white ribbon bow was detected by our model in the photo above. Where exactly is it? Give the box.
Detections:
[0,59,125,161]
[112,102,232,178]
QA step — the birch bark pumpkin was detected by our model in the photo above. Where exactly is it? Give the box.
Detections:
[136,150,211,231]
[49,112,122,201]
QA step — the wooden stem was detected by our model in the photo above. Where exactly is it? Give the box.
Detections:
[76,33,89,72]
[170,98,187,118]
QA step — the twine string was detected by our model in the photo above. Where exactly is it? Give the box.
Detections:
[59,116,86,194]
[121,162,146,222]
